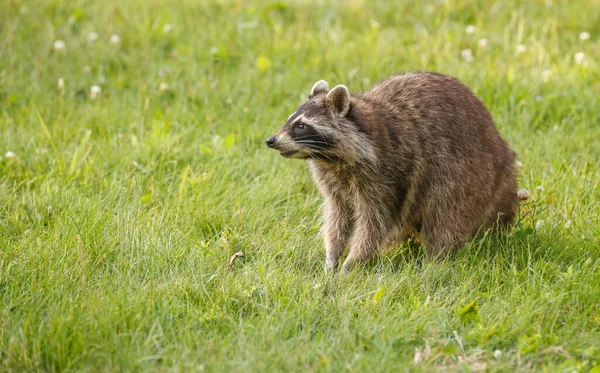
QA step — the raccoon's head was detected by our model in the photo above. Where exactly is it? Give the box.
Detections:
[266,80,355,162]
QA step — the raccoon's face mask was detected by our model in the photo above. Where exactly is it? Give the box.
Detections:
[266,80,350,160]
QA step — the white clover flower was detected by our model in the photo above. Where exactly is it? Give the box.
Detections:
[478,38,488,49]
[158,67,172,77]
[461,48,474,62]
[564,220,572,229]
[553,125,559,131]
[517,189,530,201]
[579,31,590,41]
[493,350,502,359]
[58,78,65,90]
[87,32,99,42]
[535,219,545,230]
[162,23,173,33]
[515,44,527,55]
[536,185,545,192]
[574,52,586,65]
[110,34,121,44]
[82,65,91,73]
[414,349,423,364]
[542,69,552,82]
[90,85,102,100]
[53,40,66,52]
[465,25,476,34]
[5,151,16,159]
[515,160,523,168]
[159,82,169,92]
[535,95,543,102]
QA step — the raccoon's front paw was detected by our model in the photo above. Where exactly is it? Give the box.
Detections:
[324,259,338,273]
[341,256,360,272]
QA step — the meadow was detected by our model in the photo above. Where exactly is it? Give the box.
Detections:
[1,0,600,371]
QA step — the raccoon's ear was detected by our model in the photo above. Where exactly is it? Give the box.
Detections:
[309,80,329,98]
[326,85,350,116]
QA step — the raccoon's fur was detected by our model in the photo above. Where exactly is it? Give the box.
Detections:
[266,72,518,271]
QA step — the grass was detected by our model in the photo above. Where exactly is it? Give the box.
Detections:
[1,0,600,371]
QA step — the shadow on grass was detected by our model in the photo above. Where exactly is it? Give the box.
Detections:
[314,222,597,276]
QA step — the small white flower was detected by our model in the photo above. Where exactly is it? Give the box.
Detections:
[5,151,16,159]
[515,160,523,168]
[542,69,552,83]
[516,44,527,55]
[478,38,488,49]
[158,67,172,77]
[553,125,559,131]
[535,95,543,102]
[536,185,545,192]
[162,23,173,33]
[90,85,102,100]
[517,189,530,201]
[535,219,545,230]
[493,350,502,359]
[53,40,66,52]
[82,65,91,73]
[159,82,169,92]
[579,31,590,41]
[58,78,65,90]
[461,48,474,62]
[465,25,476,34]
[87,32,99,42]
[564,220,572,229]
[414,349,423,363]
[110,34,121,44]
[574,52,585,65]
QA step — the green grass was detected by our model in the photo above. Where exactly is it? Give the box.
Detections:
[1,0,600,371]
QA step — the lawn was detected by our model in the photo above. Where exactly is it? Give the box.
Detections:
[1,0,599,371]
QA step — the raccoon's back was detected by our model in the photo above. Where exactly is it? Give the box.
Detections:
[365,71,513,162]
[365,72,489,123]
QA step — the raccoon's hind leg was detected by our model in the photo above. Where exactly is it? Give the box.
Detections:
[420,211,470,260]
[323,197,354,271]
[488,181,518,232]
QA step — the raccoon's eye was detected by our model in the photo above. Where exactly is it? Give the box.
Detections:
[296,123,306,130]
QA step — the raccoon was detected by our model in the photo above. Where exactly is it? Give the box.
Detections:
[266,72,518,271]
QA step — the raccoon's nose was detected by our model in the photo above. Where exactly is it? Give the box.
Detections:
[266,136,276,148]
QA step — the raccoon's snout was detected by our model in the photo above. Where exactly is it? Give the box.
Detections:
[265,136,277,148]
